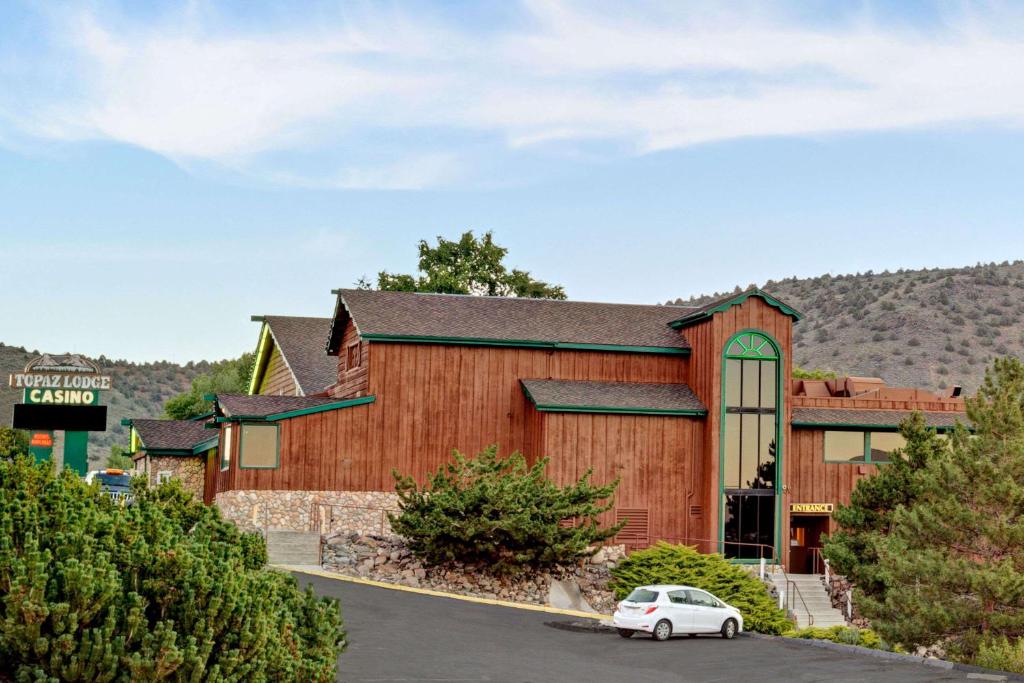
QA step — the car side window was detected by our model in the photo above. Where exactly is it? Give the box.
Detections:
[687,590,718,607]
[667,590,689,605]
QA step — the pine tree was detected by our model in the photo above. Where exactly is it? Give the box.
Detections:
[391,445,622,573]
[862,358,1024,658]
[823,412,948,602]
[0,457,345,681]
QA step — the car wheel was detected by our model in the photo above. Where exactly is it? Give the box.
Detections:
[616,628,635,639]
[721,619,738,640]
[653,620,672,642]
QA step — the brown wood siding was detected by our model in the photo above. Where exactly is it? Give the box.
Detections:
[787,427,877,536]
[257,342,300,396]
[327,319,369,399]
[219,343,688,493]
[681,297,794,558]
[539,410,705,547]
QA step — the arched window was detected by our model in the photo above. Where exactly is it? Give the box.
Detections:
[721,331,779,560]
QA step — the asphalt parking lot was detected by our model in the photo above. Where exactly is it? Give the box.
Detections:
[293,572,986,683]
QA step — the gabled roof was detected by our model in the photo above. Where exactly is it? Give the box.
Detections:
[521,379,707,416]
[130,419,217,454]
[249,316,336,395]
[792,407,968,430]
[327,289,694,355]
[214,393,375,421]
[668,289,801,329]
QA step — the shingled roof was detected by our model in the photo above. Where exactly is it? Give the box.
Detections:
[792,407,969,429]
[668,288,802,329]
[216,393,346,418]
[521,379,707,415]
[327,289,694,354]
[132,419,216,452]
[259,316,337,395]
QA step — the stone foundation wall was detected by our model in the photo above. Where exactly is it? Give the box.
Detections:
[146,455,205,499]
[215,490,400,534]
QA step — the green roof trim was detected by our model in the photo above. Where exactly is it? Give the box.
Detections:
[217,395,376,422]
[360,333,689,355]
[669,289,802,329]
[520,382,706,417]
[531,404,707,417]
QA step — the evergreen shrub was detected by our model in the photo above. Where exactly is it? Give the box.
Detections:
[975,637,1024,674]
[0,457,344,682]
[391,446,622,574]
[607,542,791,634]
[788,625,888,650]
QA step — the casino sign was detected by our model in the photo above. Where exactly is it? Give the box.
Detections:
[8,354,111,475]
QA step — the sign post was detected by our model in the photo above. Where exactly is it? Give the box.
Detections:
[8,354,111,477]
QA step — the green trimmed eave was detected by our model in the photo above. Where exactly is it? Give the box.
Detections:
[532,404,707,417]
[246,321,273,395]
[359,333,690,356]
[791,421,971,433]
[520,381,705,417]
[668,289,803,330]
[215,395,376,423]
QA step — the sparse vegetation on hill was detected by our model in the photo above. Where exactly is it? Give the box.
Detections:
[675,260,1024,393]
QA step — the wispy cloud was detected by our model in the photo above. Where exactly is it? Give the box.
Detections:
[4,1,1024,188]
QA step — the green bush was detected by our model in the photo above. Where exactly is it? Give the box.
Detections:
[974,637,1024,674]
[390,445,622,574]
[608,542,791,634]
[0,456,344,682]
[788,625,888,650]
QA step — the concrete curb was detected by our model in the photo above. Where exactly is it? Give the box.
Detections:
[281,565,610,622]
[745,633,1024,681]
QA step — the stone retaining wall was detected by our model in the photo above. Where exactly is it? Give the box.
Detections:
[215,490,400,534]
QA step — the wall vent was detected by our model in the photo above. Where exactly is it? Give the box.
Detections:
[689,505,704,517]
[558,518,576,529]
[615,508,649,550]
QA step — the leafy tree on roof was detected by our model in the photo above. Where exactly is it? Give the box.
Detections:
[359,230,566,299]
[163,352,254,420]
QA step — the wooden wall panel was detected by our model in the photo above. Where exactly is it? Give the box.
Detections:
[328,320,370,399]
[219,342,690,494]
[540,411,706,546]
[257,343,300,396]
[787,428,877,534]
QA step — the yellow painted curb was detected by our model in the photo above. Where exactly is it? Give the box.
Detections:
[280,565,610,622]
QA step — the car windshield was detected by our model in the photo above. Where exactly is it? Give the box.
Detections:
[625,589,659,603]
[96,473,132,488]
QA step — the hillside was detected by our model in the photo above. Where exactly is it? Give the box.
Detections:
[1,344,216,467]
[674,260,1024,394]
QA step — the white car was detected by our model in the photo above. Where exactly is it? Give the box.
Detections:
[611,584,744,641]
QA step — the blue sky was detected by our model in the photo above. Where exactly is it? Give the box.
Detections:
[2,1,1024,362]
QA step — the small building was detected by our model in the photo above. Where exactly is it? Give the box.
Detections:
[125,418,218,501]
[133,287,969,573]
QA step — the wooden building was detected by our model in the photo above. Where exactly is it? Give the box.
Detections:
[134,288,969,572]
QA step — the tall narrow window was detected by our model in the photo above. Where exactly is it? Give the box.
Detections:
[221,424,233,471]
[721,331,779,561]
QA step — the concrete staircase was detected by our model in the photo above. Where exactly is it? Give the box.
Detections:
[266,529,321,566]
[768,573,847,629]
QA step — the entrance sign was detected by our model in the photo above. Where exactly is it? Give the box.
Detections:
[790,503,834,514]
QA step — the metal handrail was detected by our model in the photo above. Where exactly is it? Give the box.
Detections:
[786,578,815,627]
[809,546,826,575]
[654,536,777,560]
